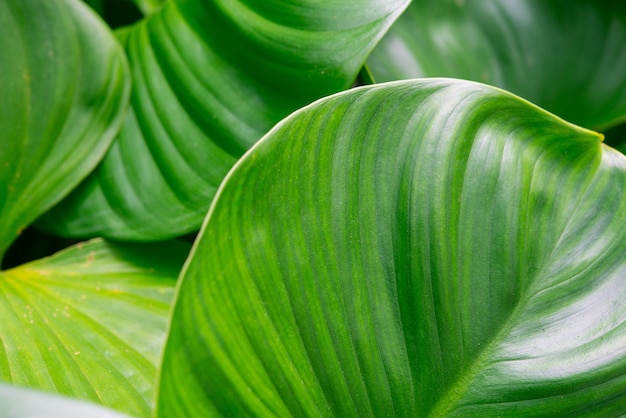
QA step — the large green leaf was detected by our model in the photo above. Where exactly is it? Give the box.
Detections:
[366,0,626,131]
[39,0,409,241]
[0,238,188,417]
[0,0,130,261]
[158,79,626,416]
[0,383,130,418]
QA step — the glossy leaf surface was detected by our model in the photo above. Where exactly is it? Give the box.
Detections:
[367,0,626,131]
[0,383,130,418]
[159,79,626,416]
[41,0,409,241]
[0,239,188,417]
[0,0,130,260]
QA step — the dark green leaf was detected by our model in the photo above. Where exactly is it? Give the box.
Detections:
[604,121,626,155]
[0,0,130,261]
[40,0,409,241]
[158,79,626,416]
[367,0,626,131]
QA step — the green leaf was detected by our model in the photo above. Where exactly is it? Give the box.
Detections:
[0,238,189,417]
[0,383,131,418]
[131,0,168,15]
[0,0,130,261]
[158,79,626,416]
[39,0,410,241]
[366,0,626,131]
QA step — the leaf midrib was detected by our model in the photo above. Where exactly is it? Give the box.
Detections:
[426,297,529,417]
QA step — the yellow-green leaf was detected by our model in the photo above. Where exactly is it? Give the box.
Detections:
[0,238,189,417]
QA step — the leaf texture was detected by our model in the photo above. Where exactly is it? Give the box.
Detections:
[0,239,189,417]
[40,0,410,241]
[367,0,626,131]
[158,79,626,416]
[0,0,130,260]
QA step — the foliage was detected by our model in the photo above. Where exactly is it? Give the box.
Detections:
[1,0,626,416]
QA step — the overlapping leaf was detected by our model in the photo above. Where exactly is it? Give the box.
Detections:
[0,238,189,417]
[367,0,626,131]
[0,0,130,260]
[158,79,626,416]
[39,0,410,241]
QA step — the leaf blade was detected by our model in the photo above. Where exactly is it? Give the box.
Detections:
[367,0,626,130]
[0,0,130,260]
[0,239,189,417]
[39,0,410,240]
[158,79,626,416]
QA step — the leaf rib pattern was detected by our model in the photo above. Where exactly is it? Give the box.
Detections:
[0,0,130,259]
[160,79,626,416]
[39,0,411,241]
[5,281,118,404]
[367,0,626,131]
[155,9,255,157]
[0,239,189,418]
[134,21,226,188]
[279,109,356,417]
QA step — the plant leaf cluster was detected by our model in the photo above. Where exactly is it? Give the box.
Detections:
[2,0,626,416]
